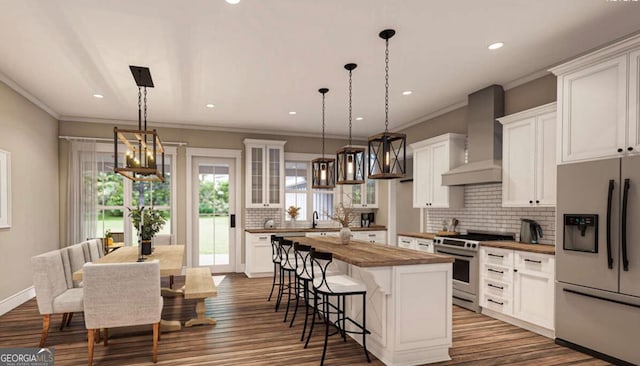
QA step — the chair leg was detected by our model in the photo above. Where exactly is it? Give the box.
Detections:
[304,291,318,349]
[152,322,159,363]
[169,275,174,289]
[363,293,371,363]
[289,276,301,327]
[268,262,278,301]
[284,271,293,322]
[67,312,74,327]
[87,329,95,366]
[321,294,330,366]
[300,281,310,341]
[60,313,68,331]
[275,268,284,312]
[39,314,51,347]
[103,328,109,346]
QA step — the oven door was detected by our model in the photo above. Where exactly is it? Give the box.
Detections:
[435,245,478,294]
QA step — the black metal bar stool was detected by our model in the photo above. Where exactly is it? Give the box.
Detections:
[275,238,297,321]
[304,249,371,365]
[289,242,314,339]
[268,235,282,305]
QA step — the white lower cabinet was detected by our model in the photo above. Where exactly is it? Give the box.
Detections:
[245,233,275,278]
[479,246,555,337]
[352,231,387,244]
[397,236,435,253]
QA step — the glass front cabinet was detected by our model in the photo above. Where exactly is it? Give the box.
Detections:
[244,139,286,208]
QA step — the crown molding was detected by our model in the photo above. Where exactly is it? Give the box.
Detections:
[502,69,553,91]
[0,72,59,119]
[394,100,468,133]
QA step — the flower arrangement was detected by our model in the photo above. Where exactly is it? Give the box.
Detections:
[286,206,301,220]
[128,205,167,241]
[327,202,357,228]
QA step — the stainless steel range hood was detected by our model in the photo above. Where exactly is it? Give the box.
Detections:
[442,85,504,186]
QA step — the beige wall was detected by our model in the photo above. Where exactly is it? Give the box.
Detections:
[0,81,59,301]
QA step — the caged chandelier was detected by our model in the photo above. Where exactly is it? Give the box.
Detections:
[336,63,366,185]
[368,29,407,179]
[113,66,165,183]
[311,88,336,189]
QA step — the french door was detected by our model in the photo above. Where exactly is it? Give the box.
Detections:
[191,156,236,273]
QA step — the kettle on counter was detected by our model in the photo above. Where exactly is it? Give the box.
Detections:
[520,218,543,244]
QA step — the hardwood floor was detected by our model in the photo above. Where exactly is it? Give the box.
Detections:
[0,273,609,365]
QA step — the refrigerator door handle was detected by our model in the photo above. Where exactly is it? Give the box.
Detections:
[606,179,614,269]
[622,178,630,272]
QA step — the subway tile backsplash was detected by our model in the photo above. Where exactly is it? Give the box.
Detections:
[425,183,555,245]
[245,208,282,229]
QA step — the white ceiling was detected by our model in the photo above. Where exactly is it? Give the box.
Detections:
[1,0,640,138]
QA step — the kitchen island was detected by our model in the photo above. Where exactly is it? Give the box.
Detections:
[291,236,454,366]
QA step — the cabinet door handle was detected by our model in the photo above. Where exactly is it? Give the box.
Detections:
[628,147,634,151]
[618,148,624,153]
[488,253,504,258]
[535,200,540,204]
[524,258,542,264]
[606,179,615,269]
[488,283,504,290]
[488,268,504,274]
[488,299,504,306]
[622,178,630,271]
[258,236,268,240]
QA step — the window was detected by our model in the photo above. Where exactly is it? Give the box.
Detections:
[96,153,125,236]
[285,158,334,222]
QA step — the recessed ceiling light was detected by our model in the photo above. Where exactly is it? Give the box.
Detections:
[289,111,297,115]
[206,103,215,108]
[488,42,504,50]
[356,117,364,121]
[225,0,240,4]
[93,94,104,99]
[402,90,412,96]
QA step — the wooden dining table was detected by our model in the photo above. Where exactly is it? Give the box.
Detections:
[73,245,186,331]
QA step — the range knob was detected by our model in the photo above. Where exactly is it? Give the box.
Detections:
[472,243,477,248]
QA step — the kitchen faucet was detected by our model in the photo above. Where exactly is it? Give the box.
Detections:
[312,210,319,229]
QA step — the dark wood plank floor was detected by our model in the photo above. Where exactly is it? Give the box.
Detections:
[0,273,610,365]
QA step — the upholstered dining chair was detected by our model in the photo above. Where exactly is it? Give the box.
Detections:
[82,260,163,366]
[31,250,84,347]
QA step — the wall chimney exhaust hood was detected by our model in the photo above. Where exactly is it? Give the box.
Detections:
[442,84,504,186]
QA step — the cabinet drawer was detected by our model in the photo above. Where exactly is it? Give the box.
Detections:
[515,251,554,274]
[482,294,513,315]
[398,236,416,249]
[481,247,513,267]
[482,279,512,299]
[482,264,513,284]
[250,234,272,243]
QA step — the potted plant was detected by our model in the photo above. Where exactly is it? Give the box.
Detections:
[327,202,357,244]
[128,205,167,255]
[286,206,300,228]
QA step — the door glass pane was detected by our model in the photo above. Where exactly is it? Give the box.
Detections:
[269,148,280,204]
[198,164,230,266]
[351,185,362,205]
[252,147,263,204]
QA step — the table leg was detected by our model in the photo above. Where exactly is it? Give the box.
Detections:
[160,319,182,332]
[185,299,217,327]
[161,286,185,298]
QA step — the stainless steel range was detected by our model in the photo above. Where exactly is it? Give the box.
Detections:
[434,231,514,312]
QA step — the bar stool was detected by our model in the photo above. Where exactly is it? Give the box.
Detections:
[268,235,282,305]
[289,242,314,339]
[304,249,371,365]
[275,238,297,321]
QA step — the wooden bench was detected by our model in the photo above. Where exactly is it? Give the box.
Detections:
[184,268,218,327]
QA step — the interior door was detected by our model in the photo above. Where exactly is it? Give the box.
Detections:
[556,158,619,292]
[192,157,236,273]
[620,155,640,297]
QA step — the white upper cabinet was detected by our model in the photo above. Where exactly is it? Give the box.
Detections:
[499,103,556,207]
[550,35,640,164]
[244,139,286,208]
[342,177,378,208]
[410,133,465,209]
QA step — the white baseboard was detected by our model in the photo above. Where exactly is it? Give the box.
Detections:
[0,286,35,316]
[481,308,555,339]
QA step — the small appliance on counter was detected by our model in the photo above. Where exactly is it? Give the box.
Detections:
[360,212,374,227]
[264,219,275,229]
[519,218,543,244]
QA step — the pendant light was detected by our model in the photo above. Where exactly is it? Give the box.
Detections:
[311,88,336,189]
[113,66,165,182]
[368,29,407,179]
[336,63,365,185]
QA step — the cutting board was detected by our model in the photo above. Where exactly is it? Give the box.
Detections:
[436,231,459,236]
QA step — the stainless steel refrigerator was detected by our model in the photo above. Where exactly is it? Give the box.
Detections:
[556,156,640,365]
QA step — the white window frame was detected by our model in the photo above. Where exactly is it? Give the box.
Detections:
[95,143,177,245]
[284,153,336,226]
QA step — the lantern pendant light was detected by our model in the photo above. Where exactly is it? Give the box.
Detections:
[368,29,407,179]
[312,88,336,189]
[336,63,366,185]
[113,66,165,182]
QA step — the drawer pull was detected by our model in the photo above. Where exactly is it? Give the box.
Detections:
[488,283,504,290]
[488,268,504,274]
[258,236,268,240]
[524,259,542,264]
[488,299,504,306]
[488,253,504,258]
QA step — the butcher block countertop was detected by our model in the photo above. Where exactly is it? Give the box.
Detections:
[397,232,437,239]
[246,227,387,234]
[480,241,556,255]
[291,236,453,267]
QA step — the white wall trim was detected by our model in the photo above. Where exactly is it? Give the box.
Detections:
[186,147,243,272]
[0,286,35,316]
[0,72,59,119]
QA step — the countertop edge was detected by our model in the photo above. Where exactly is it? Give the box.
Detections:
[480,241,556,255]
[246,227,387,233]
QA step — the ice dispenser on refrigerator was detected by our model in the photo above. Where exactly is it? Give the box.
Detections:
[563,214,598,252]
